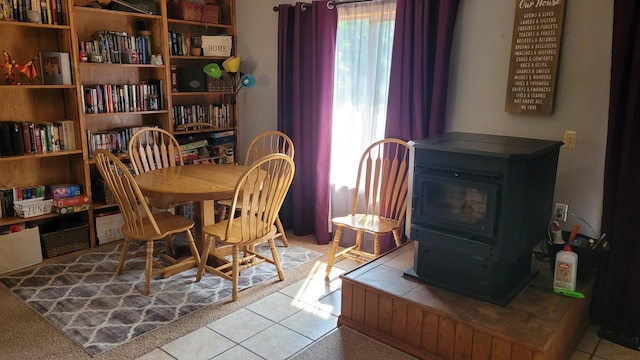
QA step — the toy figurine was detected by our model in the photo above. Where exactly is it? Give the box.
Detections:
[151,54,163,65]
[3,50,17,85]
[17,57,39,83]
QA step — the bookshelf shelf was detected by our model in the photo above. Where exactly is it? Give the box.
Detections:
[0,150,83,163]
[0,212,61,227]
[171,91,232,96]
[84,110,169,117]
[0,84,76,89]
[167,19,233,29]
[169,55,229,61]
[174,126,235,136]
[78,63,165,69]
[0,21,71,30]
[72,6,162,21]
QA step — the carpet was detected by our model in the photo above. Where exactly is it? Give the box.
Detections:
[0,241,321,357]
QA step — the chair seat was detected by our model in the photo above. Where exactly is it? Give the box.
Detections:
[122,211,195,241]
[203,221,277,246]
[332,214,400,234]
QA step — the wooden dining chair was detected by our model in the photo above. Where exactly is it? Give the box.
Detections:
[324,138,411,280]
[127,127,183,175]
[218,130,295,247]
[93,149,200,295]
[195,154,296,301]
[127,127,188,254]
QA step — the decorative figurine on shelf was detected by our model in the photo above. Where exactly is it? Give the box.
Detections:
[3,52,39,84]
[1,0,11,20]
[3,50,17,85]
[17,56,39,83]
[150,54,163,65]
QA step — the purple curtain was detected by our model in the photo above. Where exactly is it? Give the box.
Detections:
[591,0,640,345]
[385,0,460,140]
[277,1,337,244]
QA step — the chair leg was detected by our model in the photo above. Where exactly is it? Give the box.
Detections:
[144,240,154,295]
[164,234,175,257]
[268,238,285,281]
[196,235,213,282]
[354,231,363,251]
[373,234,381,256]
[184,229,200,265]
[274,215,288,247]
[116,238,131,276]
[325,226,343,280]
[231,245,240,301]
[392,229,402,247]
[219,205,228,221]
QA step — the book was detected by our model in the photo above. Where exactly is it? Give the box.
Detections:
[47,183,81,199]
[10,121,25,156]
[40,52,72,85]
[52,203,91,214]
[179,139,208,152]
[147,79,164,110]
[21,122,31,154]
[0,122,12,156]
[52,194,91,208]
[0,186,15,218]
[61,120,76,150]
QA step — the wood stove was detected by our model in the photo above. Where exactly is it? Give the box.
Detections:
[404,132,562,306]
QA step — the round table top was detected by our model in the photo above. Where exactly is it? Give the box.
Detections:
[134,164,249,207]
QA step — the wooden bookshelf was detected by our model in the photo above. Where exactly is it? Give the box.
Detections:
[0,0,88,234]
[0,0,239,261]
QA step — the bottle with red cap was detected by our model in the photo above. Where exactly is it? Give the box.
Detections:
[554,243,578,291]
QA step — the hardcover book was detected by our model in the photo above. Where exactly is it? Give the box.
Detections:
[40,52,72,85]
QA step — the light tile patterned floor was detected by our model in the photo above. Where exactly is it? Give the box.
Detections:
[137,251,639,360]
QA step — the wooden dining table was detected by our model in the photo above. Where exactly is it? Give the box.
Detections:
[134,163,249,276]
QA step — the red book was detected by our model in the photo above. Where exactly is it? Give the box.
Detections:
[34,128,43,153]
[21,122,32,154]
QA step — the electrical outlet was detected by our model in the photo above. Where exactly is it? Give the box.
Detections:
[563,130,577,149]
[554,203,568,222]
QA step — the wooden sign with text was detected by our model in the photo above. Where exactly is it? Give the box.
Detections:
[505,0,566,115]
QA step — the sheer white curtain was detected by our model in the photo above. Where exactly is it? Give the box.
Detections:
[329,0,396,247]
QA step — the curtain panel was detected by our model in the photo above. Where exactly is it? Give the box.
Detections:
[385,0,460,140]
[277,1,337,244]
[591,0,640,343]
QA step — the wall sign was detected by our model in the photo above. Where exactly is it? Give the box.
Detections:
[505,0,566,115]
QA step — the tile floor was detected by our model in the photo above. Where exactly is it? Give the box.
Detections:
[136,247,639,360]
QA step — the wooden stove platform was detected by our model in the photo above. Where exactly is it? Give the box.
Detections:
[338,241,592,360]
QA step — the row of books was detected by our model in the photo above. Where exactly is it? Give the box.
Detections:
[0,185,46,218]
[4,0,64,25]
[168,31,192,57]
[79,31,150,65]
[0,121,76,157]
[86,126,158,159]
[172,103,232,129]
[81,81,163,114]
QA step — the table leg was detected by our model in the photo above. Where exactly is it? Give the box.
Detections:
[194,199,216,249]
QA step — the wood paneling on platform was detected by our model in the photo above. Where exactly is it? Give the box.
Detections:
[338,242,592,360]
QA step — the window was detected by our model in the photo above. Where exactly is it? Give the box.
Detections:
[330,0,397,191]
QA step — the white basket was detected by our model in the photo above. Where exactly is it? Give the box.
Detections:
[202,36,232,57]
[13,197,54,218]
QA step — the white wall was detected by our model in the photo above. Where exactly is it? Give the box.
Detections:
[237,0,614,234]
[235,0,282,158]
[447,0,613,233]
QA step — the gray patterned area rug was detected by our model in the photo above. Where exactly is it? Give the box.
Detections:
[0,242,321,357]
